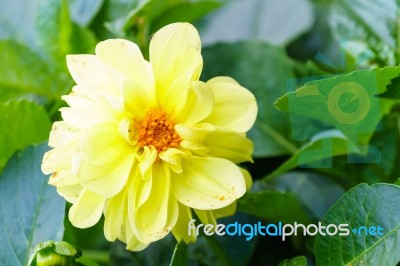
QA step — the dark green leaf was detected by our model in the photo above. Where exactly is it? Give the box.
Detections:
[202,42,297,157]
[376,76,400,102]
[237,191,310,224]
[276,172,345,220]
[0,144,66,266]
[278,255,307,266]
[169,241,188,266]
[0,100,51,171]
[315,183,400,266]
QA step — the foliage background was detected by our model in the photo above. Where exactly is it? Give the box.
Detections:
[1,0,400,265]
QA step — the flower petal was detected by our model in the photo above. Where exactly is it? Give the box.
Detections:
[103,187,127,241]
[150,23,202,112]
[202,128,254,163]
[57,183,83,204]
[176,81,214,125]
[172,157,246,210]
[74,123,135,198]
[204,76,257,132]
[133,162,178,242]
[69,189,105,228]
[95,39,154,94]
[66,55,125,101]
[172,203,196,243]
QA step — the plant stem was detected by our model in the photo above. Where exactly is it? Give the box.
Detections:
[256,119,298,154]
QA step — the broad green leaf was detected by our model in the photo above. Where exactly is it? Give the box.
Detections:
[328,0,397,64]
[199,0,313,46]
[202,42,297,157]
[0,40,70,101]
[278,256,307,266]
[264,130,360,180]
[0,100,51,171]
[36,0,72,63]
[0,144,66,266]
[237,191,310,225]
[169,241,188,266]
[315,183,400,266]
[69,0,104,27]
[275,67,400,146]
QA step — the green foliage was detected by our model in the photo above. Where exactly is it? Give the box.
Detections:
[0,101,51,170]
[0,144,66,266]
[315,183,400,266]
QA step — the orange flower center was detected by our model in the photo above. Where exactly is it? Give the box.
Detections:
[133,108,181,152]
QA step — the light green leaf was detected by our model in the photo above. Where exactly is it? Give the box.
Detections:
[278,256,307,266]
[36,0,72,63]
[202,42,297,157]
[0,144,66,266]
[237,190,310,224]
[275,67,400,145]
[0,100,51,171]
[0,40,70,101]
[315,183,400,266]
[169,241,188,266]
[264,130,360,180]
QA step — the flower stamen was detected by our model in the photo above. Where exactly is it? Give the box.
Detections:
[133,108,181,152]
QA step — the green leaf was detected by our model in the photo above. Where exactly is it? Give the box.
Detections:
[36,0,72,63]
[328,0,397,64]
[315,183,400,266]
[237,191,310,224]
[264,130,360,180]
[199,0,313,46]
[278,256,307,266]
[0,40,70,100]
[376,76,400,102]
[202,41,297,157]
[275,67,400,146]
[0,144,66,266]
[0,100,51,171]
[169,241,188,266]
[69,0,104,27]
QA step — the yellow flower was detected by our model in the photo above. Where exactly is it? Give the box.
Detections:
[42,22,257,250]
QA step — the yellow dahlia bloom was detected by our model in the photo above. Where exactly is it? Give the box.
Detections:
[42,22,257,250]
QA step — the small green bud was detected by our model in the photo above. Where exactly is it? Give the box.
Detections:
[27,240,82,266]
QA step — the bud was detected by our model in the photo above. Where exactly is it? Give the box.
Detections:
[27,240,82,266]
